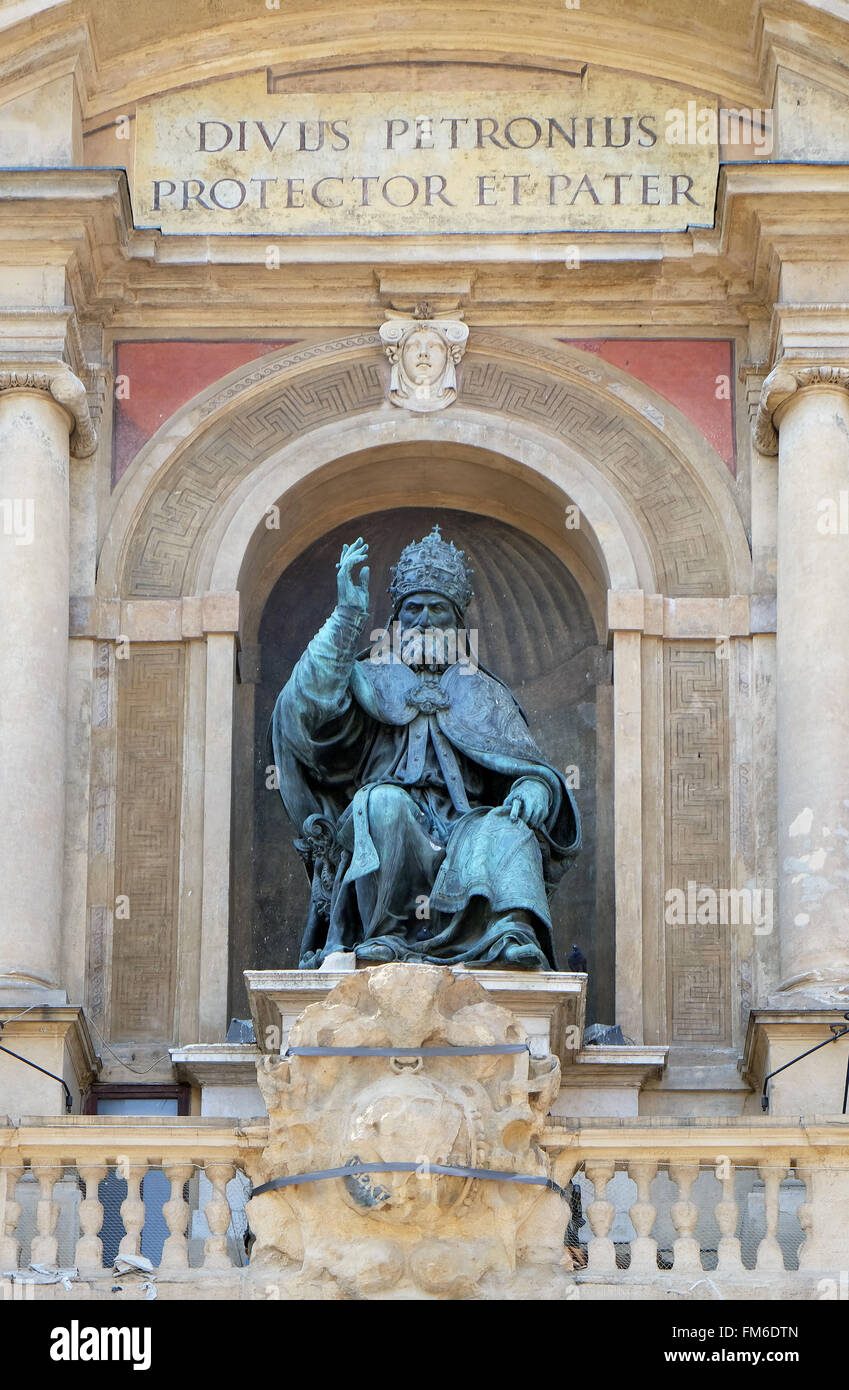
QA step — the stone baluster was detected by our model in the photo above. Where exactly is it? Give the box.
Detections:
[584,1162,617,1272]
[160,1163,193,1270]
[553,1159,578,1270]
[714,1161,743,1272]
[118,1164,147,1258]
[203,1163,235,1269]
[755,1163,785,1271]
[30,1165,62,1265]
[793,1163,849,1268]
[794,1166,814,1270]
[627,1160,658,1272]
[669,1162,701,1271]
[74,1164,106,1269]
[0,1164,23,1269]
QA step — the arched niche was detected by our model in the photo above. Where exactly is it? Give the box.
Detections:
[232,505,613,1022]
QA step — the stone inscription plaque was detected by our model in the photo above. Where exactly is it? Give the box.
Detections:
[134,72,719,236]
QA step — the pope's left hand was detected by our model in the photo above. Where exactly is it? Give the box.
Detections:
[502,781,550,830]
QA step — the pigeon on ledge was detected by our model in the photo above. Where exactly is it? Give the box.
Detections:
[567,943,587,973]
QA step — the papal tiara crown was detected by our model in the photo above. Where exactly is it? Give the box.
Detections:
[389,525,474,614]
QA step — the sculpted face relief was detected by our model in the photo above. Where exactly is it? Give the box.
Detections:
[400,331,448,390]
[379,319,468,412]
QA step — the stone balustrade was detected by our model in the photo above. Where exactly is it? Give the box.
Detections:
[1,1115,848,1297]
[0,1117,253,1295]
[545,1116,849,1285]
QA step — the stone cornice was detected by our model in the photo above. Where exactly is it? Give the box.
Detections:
[0,364,97,457]
[542,1114,849,1160]
[2,166,849,329]
[754,362,849,456]
[607,592,759,637]
[170,1044,262,1089]
[68,593,240,639]
[7,0,849,123]
[0,1005,100,1091]
[21,6,764,117]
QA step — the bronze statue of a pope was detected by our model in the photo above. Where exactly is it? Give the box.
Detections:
[271,526,580,971]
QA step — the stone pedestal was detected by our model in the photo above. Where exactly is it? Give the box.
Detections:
[0,1007,99,1117]
[170,1044,264,1118]
[238,965,667,1121]
[239,962,574,1298]
[741,1008,849,1115]
[245,964,587,1064]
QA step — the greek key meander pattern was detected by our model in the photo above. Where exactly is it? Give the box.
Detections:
[111,645,185,1042]
[124,358,386,597]
[122,338,728,598]
[461,356,721,596]
[664,643,731,1044]
[199,332,380,414]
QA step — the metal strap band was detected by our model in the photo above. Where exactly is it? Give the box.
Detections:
[252,1162,569,1201]
[285,1043,528,1057]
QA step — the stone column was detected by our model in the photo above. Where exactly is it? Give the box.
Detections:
[756,364,849,1001]
[0,369,96,1003]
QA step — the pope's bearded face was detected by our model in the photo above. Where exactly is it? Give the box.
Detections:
[400,331,448,386]
[397,592,457,634]
[396,591,461,669]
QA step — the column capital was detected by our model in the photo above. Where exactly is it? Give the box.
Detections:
[754,360,849,456]
[0,364,97,458]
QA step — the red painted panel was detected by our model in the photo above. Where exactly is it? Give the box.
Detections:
[563,338,736,473]
[112,339,297,485]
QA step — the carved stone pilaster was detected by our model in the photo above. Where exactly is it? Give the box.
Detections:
[0,365,97,457]
[754,362,849,456]
[738,360,767,430]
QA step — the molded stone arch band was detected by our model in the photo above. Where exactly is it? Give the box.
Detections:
[203,421,638,645]
[100,333,749,604]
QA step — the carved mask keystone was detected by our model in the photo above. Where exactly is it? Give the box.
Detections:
[379,319,469,412]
